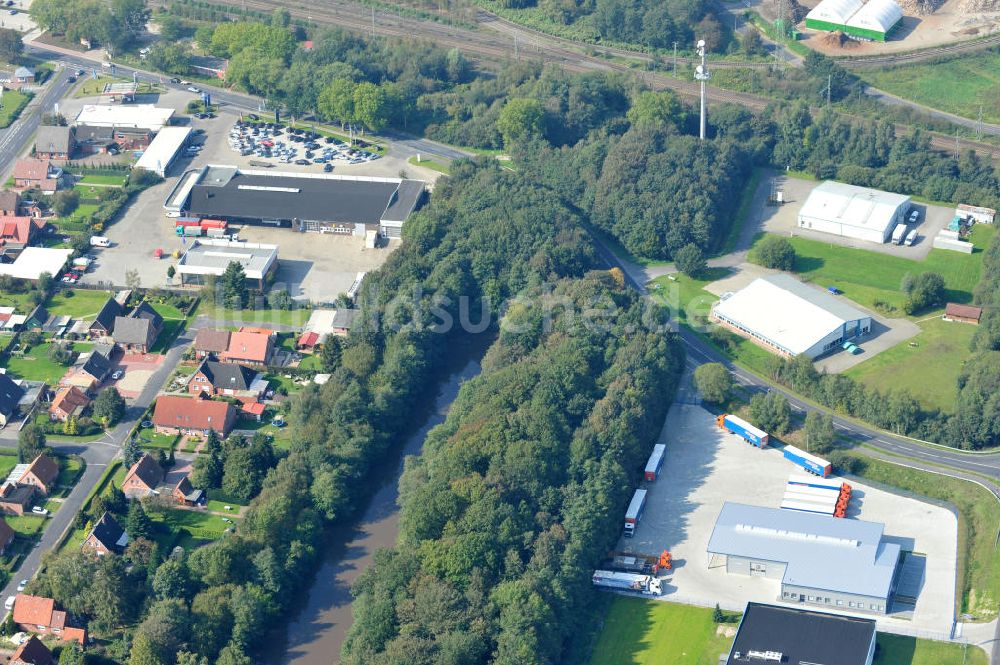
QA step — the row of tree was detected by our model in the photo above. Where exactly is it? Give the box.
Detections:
[30,0,148,54]
[343,275,684,664]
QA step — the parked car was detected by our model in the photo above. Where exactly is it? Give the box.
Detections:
[111,370,124,380]
[16,580,27,592]
[4,596,14,612]
[169,77,181,83]
[187,86,201,93]
[323,163,334,172]
[31,507,48,516]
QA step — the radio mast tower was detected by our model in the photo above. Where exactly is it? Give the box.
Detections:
[694,39,710,140]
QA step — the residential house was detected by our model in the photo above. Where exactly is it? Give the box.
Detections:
[14,66,35,85]
[88,297,124,339]
[220,330,273,368]
[64,351,112,392]
[113,301,163,353]
[122,453,164,499]
[10,636,53,665]
[12,159,61,194]
[172,475,204,506]
[0,516,14,555]
[18,454,59,496]
[74,125,116,154]
[113,127,155,151]
[12,594,87,644]
[330,309,361,337]
[152,395,238,437]
[0,190,20,216]
[49,386,91,423]
[0,372,26,427]
[296,331,320,352]
[945,303,983,325]
[35,126,76,161]
[82,511,128,555]
[187,359,264,398]
[194,328,231,359]
[92,342,116,360]
[24,305,48,331]
[0,216,35,256]
[240,400,265,422]
[0,483,36,515]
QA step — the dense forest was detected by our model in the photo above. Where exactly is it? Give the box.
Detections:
[342,276,683,664]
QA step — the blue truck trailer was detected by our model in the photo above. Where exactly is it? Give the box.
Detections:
[782,445,832,477]
[716,414,770,447]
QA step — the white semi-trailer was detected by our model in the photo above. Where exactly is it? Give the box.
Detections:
[592,570,663,596]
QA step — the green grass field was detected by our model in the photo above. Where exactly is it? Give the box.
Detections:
[149,508,235,551]
[4,341,94,383]
[757,225,993,315]
[75,174,127,186]
[197,303,310,327]
[7,515,47,537]
[588,597,986,665]
[407,155,451,175]
[135,428,178,451]
[0,290,38,312]
[46,289,114,318]
[0,89,32,129]
[859,50,1000,125]
[846,318,976,412]
[150,319,186,354]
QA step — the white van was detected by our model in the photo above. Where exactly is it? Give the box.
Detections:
[4,596,14,611]
[90,236,111,247]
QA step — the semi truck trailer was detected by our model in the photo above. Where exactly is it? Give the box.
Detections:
[716,414,769,447]
[592,570,663,596]
[623,489,647,538]
[782,445,832,477]
[644,444,666,481]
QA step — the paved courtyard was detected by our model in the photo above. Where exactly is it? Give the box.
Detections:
[622,396,958,639]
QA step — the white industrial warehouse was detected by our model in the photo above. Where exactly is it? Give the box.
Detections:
[707,502,900,615]
[74,105,175,132]
[797,181,911,244]
[711,274,872,358]
[805,0,903,41]
[135,127,192,177]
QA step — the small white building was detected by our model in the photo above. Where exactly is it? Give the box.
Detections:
[0,248,72,281]
[797,181,910,244]
[176,239,277,288]
[135,127,192,177]
[711,274,872,359]
[75,104,175,132]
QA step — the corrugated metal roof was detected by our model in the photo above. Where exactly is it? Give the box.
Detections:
[799,180,909,234]
[712,274,869,356]
[707,502,899,598]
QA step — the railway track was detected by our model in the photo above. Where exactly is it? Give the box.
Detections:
[211,0,1000,160]
[837,33,1000,68]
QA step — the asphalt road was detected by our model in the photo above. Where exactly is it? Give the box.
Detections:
[0,324,196,602]
[0,66,76,180]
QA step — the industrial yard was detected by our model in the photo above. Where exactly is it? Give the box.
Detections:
[619,394,958,637]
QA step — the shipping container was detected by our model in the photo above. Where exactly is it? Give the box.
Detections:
[783,492,838,512]
[199,218,227,229]
[592,570,662,596]
[624,489,647,538]
[644,444,666,481]
[787,474,843,491]
[182,225,204,236]
[717,414,769,447]
[783,445,832,477]
[780,499,835,515]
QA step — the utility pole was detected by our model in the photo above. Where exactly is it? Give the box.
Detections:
[977,105,984,140]
[695,39,709,140]
[673,42,678,74]
[372,7,376,39]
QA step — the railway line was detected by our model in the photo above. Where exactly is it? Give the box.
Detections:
[837,33,1000,68]
[212,0,1000,160]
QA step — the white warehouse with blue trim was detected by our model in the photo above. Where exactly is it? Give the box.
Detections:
[711,274,872,359]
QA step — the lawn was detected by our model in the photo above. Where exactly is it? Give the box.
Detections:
[299,354,324,371]
[875,634,987,665]
[0,290,38,312]
[75,174,127,186]
[55,457,85,496]
[149,508,236,550]
[588,598,738,665]
[846,318,976,412]
[760,224,994,316]
[135,428,179,451]
[149,302,187,320]
[859,50,1000,125]
[150,319,186,354]
[407,155,451,175]
[205,497,247,513]
[0,453,19,482]
[197,303,310,327]
[46,289,115,318]
[4,341,94,383]
[0,89,32,129]
[7,515,47,537]
[588,597,987,665]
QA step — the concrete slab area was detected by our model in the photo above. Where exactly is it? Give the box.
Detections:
[623,397,958,639]
[757,176,957,260]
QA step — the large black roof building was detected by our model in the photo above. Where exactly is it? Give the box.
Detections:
[175,166,425,238]
[727,603,877,665]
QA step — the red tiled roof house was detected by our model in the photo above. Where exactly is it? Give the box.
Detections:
[49,386,91,423]
[12,594,87,644]
[153,395,237,437]
[193,328,231,359]
[18,454,59,496]
[12,159,61,194]
[122,453,164,499]
[220,330,273,368]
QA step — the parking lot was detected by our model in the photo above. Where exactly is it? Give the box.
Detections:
[623,390,957,638]
[226,119,381,170]
[754,175,957,260]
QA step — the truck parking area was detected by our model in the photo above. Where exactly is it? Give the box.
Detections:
[620,397,958,639]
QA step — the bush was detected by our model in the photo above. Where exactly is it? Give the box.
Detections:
[828,450,865,475]
[674,243,706,277]
[749,235,796,270]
